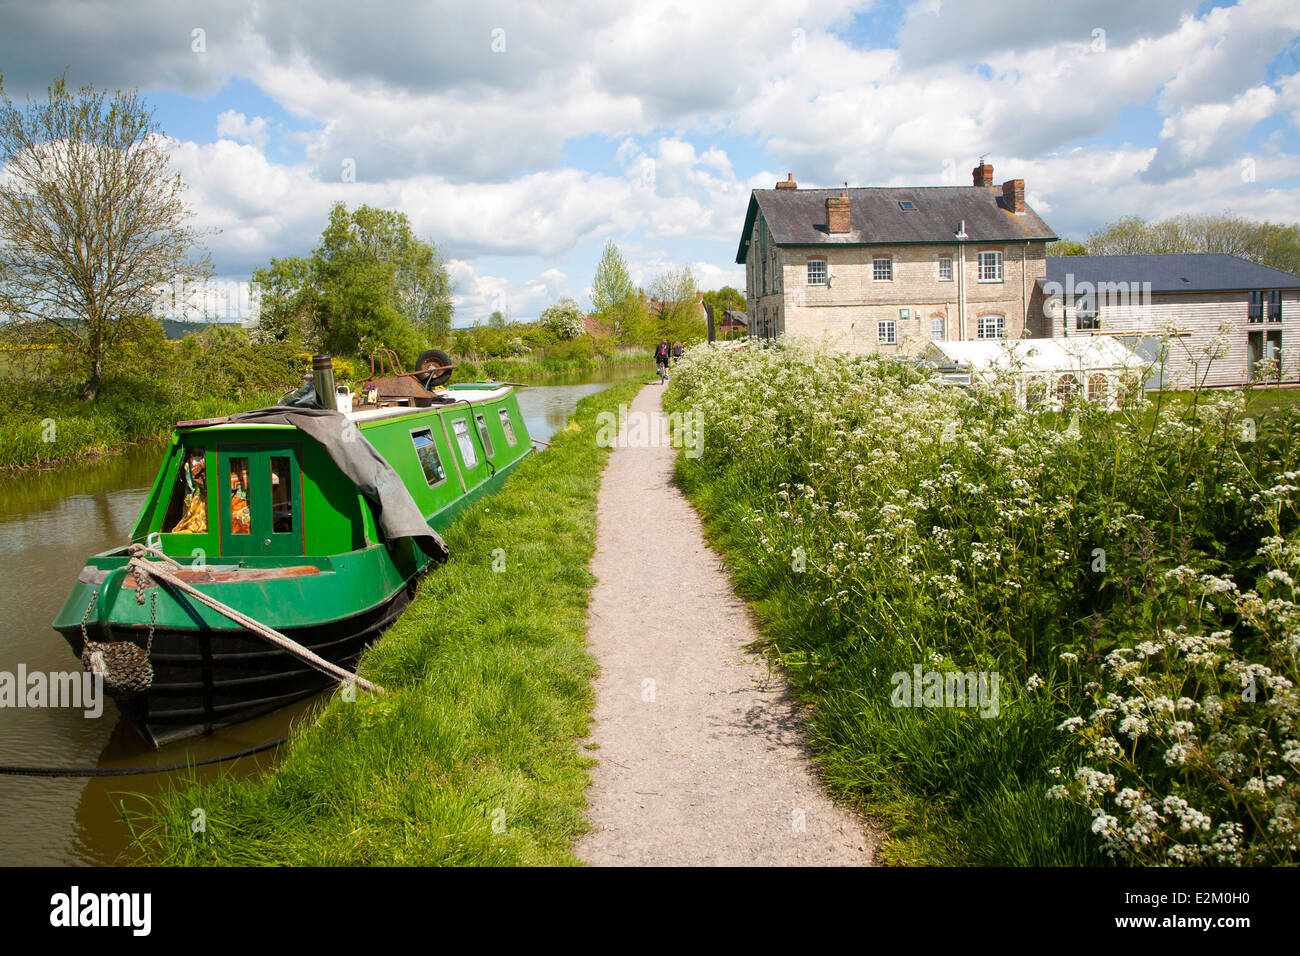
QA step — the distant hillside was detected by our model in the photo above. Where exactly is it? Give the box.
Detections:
[161,319,246,341]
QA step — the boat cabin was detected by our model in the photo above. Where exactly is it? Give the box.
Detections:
[131,385,529,562]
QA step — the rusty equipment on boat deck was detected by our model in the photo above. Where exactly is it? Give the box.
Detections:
[356,348,457,407]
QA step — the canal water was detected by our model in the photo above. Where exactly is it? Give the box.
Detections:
[0,365,650,865]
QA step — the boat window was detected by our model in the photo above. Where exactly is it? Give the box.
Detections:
[411,428,447,486]
[165,448,208,533]
[476,414,495,458]
[452,418,478,468]
[229,457,251,534]
[270,456,294,533]
[498,408,517,447]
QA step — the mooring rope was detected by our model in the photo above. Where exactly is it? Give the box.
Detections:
[124,545,384,696]
[0,737,286,777]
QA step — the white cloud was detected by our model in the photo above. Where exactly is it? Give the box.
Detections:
[896,0,1195,70]
[215,110,270,149]
[1146,86,1279,181]
[8,0,1299,322]
[446,260,571,324]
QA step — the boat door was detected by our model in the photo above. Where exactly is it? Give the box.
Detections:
[216,446,304,556]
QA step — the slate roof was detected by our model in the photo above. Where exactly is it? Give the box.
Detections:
[720,310,748,326]
[736,186,1057,263]
[1042,254,1300,293]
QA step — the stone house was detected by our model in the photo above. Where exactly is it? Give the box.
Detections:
[735,164,1057,354]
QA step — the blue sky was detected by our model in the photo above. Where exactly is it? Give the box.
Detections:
[2,0,1298,325]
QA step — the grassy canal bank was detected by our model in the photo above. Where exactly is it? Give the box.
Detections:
[131,377,647,865]
[453,348,653,384]
[665,345,1300,867]
[0,383,284,472]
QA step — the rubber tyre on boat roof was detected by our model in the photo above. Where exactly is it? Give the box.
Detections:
[416,348,454,388]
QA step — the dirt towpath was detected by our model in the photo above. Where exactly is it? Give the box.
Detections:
[575,382,877,866]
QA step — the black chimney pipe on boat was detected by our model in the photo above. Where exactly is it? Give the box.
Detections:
[312,354,338,411]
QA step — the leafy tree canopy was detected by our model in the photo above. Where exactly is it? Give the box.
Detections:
[539,297,587,340]
[252,202,453,368]
[1084,212,1300,274]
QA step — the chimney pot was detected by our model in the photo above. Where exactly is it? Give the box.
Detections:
[775,173,797,189]
[973,162,994,188]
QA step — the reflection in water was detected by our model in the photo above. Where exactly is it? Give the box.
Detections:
[0,366,647,865]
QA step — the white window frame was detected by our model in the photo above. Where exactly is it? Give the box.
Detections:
[873,257,893,282]
[452,418,478,469]
[807,259,827,286]
[930,316,945,341]
[498,408,518,447]
[878,320,897,345]
[977,314,1005,339]
[978,251,1003,282]
[938,256,953,281]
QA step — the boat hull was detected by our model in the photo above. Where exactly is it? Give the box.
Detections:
[55,577,419,748]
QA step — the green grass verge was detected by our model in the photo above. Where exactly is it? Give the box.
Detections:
[128,377,648,866]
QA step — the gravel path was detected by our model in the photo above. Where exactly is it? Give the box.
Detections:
[575,382,878,866]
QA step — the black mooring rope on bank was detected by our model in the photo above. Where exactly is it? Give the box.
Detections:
[0,736,286,777]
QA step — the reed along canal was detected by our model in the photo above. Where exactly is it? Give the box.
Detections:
[0,366,647,865]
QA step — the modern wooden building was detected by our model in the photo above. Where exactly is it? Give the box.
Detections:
[1030,254,1300,387]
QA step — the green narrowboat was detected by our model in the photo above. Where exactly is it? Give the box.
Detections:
[52,376,534,748]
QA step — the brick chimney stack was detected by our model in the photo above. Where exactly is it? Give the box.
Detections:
[1001,179,1025,213]
[973,161,994,187]
[826,190,851,234]
[775,173,797,189]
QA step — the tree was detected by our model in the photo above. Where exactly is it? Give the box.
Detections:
[1085,216,1151,255]
[1046,239,1088,256]
[648,265,698,321]
[488,310,506,328]
[0,74,212,400]
[591,240,636,315]
[1084,212,1300,274]
[251,202,454,367]
[702,286,745,314]
[591,239,651,345]
[647,265,706,347]
[539,297,586,340]
[249,255,318,348]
